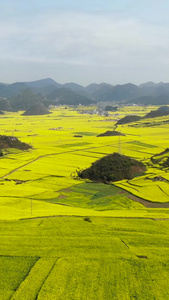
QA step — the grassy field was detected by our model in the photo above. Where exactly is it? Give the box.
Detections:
[0,106,169,299]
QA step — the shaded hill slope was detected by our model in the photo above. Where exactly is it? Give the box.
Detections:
[97,131,125,137]
[144,106,169,119]
[22,103,51,116]
[0,135,31,150]
[0,98,16,111]
[84,83,142,102]
[125,95,169,105]
[10,89,48,111]
[116,115,142,125]
[47,87,94,105]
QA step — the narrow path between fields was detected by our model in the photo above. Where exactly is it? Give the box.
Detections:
[20,215,169,221]
[0,141,124,178]
[1,143,168,209]
[127,193,169,208]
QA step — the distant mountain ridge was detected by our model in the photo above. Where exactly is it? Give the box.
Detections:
[0,78,169,109]
[47,87,93,106]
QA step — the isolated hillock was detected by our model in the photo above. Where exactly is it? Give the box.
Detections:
[0,135,31,150]
[116,115,141,125]
[97,131,125,137]
[78,152,146,183]
[22,103,51,116]
[144,106,169,119]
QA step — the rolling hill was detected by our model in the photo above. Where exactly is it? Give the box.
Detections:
[0,79,169,108]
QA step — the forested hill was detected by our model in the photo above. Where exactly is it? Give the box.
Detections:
[78,153,146,183]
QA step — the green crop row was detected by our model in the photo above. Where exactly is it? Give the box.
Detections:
[11,258,56,300]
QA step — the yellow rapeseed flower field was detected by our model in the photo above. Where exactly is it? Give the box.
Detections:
[1,106,169,299]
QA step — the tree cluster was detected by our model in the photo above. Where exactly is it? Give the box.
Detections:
[78,153,146,183]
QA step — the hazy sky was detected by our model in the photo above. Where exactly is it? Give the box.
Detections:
[0,0,169,85]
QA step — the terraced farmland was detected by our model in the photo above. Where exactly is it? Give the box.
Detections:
[0,106,169,299]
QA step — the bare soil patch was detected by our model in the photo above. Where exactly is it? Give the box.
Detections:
[127,193,169,208]
[57,195,67,199]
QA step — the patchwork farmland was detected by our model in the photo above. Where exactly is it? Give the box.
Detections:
[1,106,169,299]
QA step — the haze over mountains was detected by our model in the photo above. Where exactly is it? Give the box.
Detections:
[0,78,169,111]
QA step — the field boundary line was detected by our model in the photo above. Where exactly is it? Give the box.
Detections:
[35,257,60,300]
[157,184,169,197]
[121,239,129,249]
[10,257,56,300]
[114,184,169,208]
[19,215,169,221]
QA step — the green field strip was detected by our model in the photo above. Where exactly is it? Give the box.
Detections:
[10,257,56,300]
[37,258,111,300]
[0,156,47,179]
[124,147,155,156]
[125,233,169,250]
[74,132,97,136]
[69,152,103,159]
[44,182,144,211]
[115,180,169,204]
[127,141,157,148]
[57,142,91,148]
[116,182,140,192]
[36,256,169,300]
[126,181,145,188]
[0,256,38,300]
